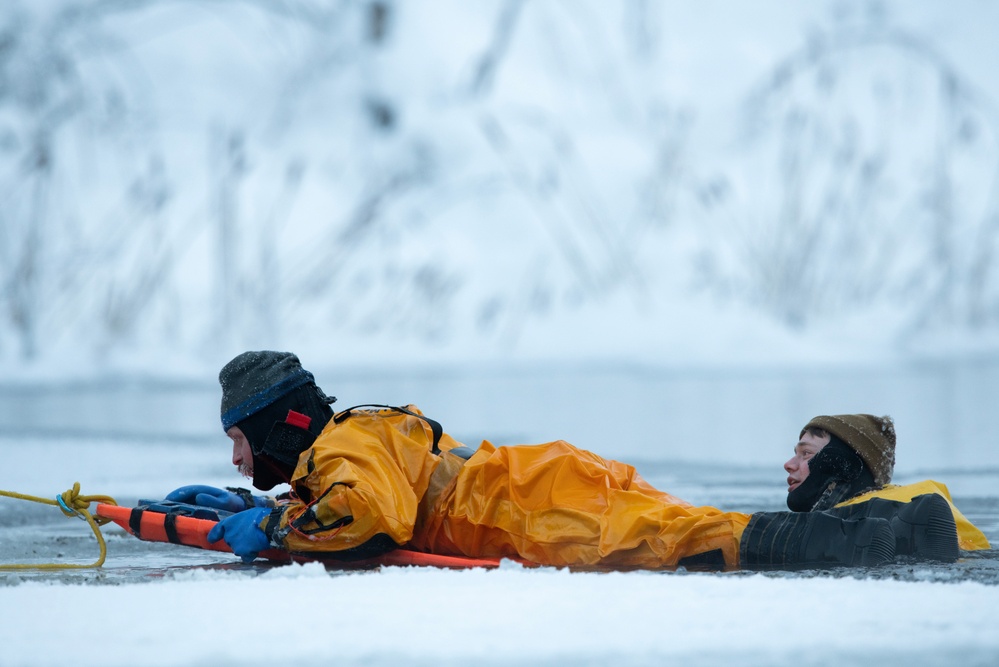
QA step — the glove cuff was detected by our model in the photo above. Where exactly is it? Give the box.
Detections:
[226,486,255,510]
[226,486,274,509]
[261,507,288,548]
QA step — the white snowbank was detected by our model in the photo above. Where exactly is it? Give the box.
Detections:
[2,562,998,667]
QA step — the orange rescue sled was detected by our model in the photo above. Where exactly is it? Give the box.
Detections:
[96,502,504,570]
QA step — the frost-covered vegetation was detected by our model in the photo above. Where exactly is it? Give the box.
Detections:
[2,1,999,371]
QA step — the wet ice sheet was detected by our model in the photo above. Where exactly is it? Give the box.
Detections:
[2,493,997,588]
[1,436,997,585]
[2,436,999,666]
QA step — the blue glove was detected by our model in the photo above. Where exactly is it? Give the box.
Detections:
[165,485,271,513]
[207,507,273,563]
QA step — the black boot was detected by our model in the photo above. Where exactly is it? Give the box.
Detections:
[824,494,959,563]
[740,511,895,570]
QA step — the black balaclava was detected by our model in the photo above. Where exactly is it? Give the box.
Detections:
[219,351,335,491]
[787,435,877,512]
[236,383,334,490]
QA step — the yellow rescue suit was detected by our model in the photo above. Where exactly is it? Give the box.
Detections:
[272,406,751,569]
[838,480,990,551]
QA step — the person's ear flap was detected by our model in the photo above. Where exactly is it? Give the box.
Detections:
[263,422,317,467]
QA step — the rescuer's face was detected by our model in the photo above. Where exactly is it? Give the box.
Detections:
[228,426,254,479]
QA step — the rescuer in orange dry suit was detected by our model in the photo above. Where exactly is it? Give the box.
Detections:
[167,351,986,570]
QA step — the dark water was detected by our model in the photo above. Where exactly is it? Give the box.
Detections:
[2,358,999,468]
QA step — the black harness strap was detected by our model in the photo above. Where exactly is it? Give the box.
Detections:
[163,512,182,544]
[130,504,212,544]
[334,404,444,455]
[128,508,144,539]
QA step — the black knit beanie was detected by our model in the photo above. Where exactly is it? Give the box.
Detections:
[221,351,317,431]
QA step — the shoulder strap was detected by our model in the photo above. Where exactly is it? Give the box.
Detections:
[333,404,444,455]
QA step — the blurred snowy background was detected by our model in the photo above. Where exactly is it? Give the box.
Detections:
[2,0,999,471]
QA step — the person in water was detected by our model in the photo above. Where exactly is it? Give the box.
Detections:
[782,414,989,554]
[168,351,987,570]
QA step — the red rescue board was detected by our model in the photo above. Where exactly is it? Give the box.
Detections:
[96,503,504,569]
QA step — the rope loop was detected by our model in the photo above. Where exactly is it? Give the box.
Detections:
[56,493,83,519]
[0,483,119,570]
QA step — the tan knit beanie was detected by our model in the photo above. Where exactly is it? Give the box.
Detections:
[800,414,896,487]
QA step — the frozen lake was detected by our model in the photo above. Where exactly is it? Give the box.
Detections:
[1,360,997,569]
[1,363,997,666]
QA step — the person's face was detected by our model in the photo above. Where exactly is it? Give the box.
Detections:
[228,426,254,479]
[784,428,831,493]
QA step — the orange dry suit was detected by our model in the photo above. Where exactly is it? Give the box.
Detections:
[837,480,990,551]
[265,405,751,569]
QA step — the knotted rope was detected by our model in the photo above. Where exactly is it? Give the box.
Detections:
[0,483,118,569]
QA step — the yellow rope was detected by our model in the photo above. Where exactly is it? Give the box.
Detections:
[0,483,118,570]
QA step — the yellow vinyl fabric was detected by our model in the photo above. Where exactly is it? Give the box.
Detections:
[413,439,751,569]
[275,406,751,569]
[837,480,990,551]
[275,406,461,554]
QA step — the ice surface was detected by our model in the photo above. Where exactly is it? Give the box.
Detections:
[1,565,998,667]
[1,426,997,667]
